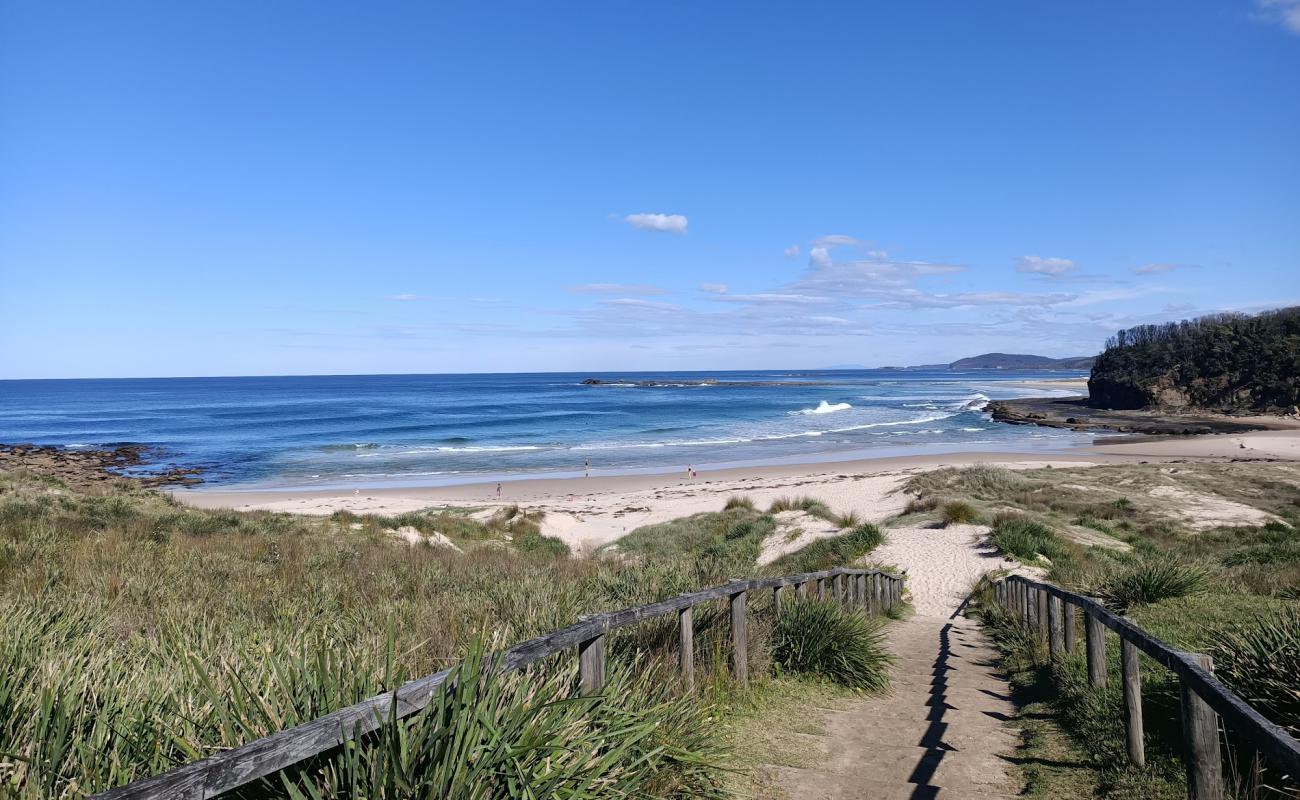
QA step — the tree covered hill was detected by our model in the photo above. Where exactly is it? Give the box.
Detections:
[1088,307,1300,411]
[949,353,1095,370]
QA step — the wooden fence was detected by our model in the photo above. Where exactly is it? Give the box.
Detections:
[996,575,1300,800]
[92,566,904,800]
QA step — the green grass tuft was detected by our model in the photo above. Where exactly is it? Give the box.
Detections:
[940,500,980,526]
[1208,607,1300,737]
[771,597,892,691]
[1097,560,1207,612]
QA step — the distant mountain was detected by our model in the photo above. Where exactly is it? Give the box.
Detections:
[949,353,1096,370]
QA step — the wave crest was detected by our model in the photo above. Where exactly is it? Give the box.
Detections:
[791,401,852,415]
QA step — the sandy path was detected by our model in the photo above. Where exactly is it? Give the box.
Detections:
[766,523,1039,798]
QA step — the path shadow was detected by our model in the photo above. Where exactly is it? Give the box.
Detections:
[905,622,956,798]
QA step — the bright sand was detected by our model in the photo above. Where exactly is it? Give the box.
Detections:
[174,429,1300,555]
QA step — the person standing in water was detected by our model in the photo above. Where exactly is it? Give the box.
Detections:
[584,458,590,477]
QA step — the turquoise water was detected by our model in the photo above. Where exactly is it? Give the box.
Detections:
[0,370,1093,488]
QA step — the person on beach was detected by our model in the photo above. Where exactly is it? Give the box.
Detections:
[584,458,590,477]
[496,483,502,499]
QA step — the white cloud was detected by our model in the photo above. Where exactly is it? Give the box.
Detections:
[385,294,432,301]
[1132,263,1185,275]
[809,247,833,269]
[783,245,800,258]
[1016,255,1077,276]
[866,249,889,260]
[601,298,681,312]
[570,283,668,295]
[812,234,863,248]
[1255,0,1300,33]
[699,283,729,294]
[624,213,688,234]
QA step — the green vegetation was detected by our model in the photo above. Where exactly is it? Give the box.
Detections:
[0,469,890,798]
[921,461,1300,799]
[724,495,756,511]
[1088,306,1300,410]
[1095,560,1207,612]
[767,495,835,521]
[1208,607,1300,738]
[771,597,892,691]
[988,514,1071,566]
[767,523,884,574]
[939,499,980,525]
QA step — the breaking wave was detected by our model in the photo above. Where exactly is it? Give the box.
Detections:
[790,401,853,415]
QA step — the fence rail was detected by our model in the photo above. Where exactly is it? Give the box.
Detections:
[93,566,905,800]
[995,575,1300,800]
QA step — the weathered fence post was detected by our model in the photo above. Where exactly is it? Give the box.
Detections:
[817,577,826,600]
[1122,638,1145,767]
[832,573,843,604]
[857,573,867,611]
[1048,594,1063,658]
[1063,599,1077,654]
[678,605,694,692]
[1036,587,1049,638]
[1021,581,1032,624]
[578,623,606,695]
[872,573,882,611]
[730,588,749,686]
[1181,654,1223,800]
[1085,607,1107,687]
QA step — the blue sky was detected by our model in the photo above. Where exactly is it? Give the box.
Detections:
[2,1,1298,378]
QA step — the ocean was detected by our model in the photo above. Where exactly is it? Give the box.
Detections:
[0,370,1094,489]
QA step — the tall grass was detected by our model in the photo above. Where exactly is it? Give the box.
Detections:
[988,515,1070,566]
[940,500,980,526]
[1096,560,1207,612]
[771,598,891,691]
[1208,607,1300,737]
[0,470,893,798]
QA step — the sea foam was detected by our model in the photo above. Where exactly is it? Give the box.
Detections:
[791,401,853,415]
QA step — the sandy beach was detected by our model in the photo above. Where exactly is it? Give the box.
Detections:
[175,429,1300,554]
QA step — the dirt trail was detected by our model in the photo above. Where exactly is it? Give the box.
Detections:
[766,525,1030,799]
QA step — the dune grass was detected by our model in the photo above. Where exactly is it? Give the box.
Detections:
[944,461,1300,799]
[767,523,885,575]
[771,597,892,691]
[0,470,892,798]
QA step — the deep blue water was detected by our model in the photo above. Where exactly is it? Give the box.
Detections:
[0,370,1094,488]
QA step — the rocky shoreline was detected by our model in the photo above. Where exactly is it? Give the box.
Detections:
[985,396,1280,435]
[0,443,204,489]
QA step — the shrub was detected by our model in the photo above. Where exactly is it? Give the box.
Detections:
[771,597,891,691]
[723,495,755,511]
[768,524,884,574]
[1208,607,1300,736]
[940,501,979,526]
[1098,560,1207,611]
[989,516,1067,564]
